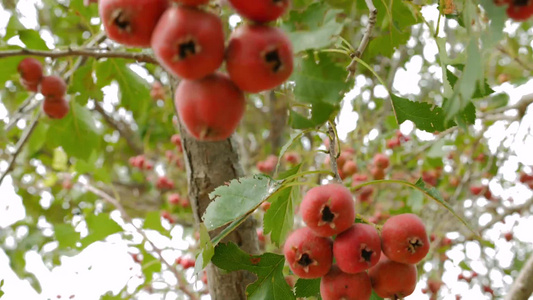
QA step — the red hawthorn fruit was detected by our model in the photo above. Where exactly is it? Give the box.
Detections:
[144,161,153,170]
[373,153,390,169]
[168,193,181,205]
[156,176,175,190]
[260,201,271,212]
[506,1,533,21]
[449,176,460,187]
[519,172,533,183]
[320,265,372,300]
[482,285,495,296]
[371,166,385,180]
[333,224,381,274]
[171,134,183,151]
[150,81,165,100]
[369,255,417,299]
[381,213,430,264]
[357,186,374,203]
[174,0,209,6]
[226,24,293,93]
[300,183,355,237]
[40,75,67,99]
[201,271,208,285]
[427,278,443,294]
[351,174,368,189]
[180,197,190,208]
[257,229,265,243]
[285,275,296,287]
[422,170,438,187]
[99,0,169,48]
[43,97,69,119]
[470,185,484,195]
[504,232,513,241]
[228,0,289,23]
[342,160,358,177]
[284,152,301,165]
[283,227,333,279]
[161,210,175,224]
[386,137,401,149]
[18,57,43,91]
[175,73,246,141]
[151,6,225,80]
[180,257,195,269]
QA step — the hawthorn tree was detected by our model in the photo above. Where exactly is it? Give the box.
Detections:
[0,0,533,299]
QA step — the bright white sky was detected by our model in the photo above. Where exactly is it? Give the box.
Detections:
[1,2,533,300]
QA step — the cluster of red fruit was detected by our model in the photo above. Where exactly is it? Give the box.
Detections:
[99,0,292,141]
[175,256,195,269]
[494,0,533,20]
[519,171,533,189]
[128,154,154,170]
[386,130,410,149]
[168,193,190,208]
[283,183,429,299]
[17,58,70,119]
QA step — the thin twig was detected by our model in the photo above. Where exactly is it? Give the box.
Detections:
[477,196,533,233]
[346,0,378,81]
[0,47,158,64]
[93,101,144,154]
[0,112,41,186]
[327,122,342,183]
[83,183,200,300]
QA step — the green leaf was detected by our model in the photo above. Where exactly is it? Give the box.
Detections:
[370,291,385,300]
[459,261,472,271]
[52,148,68,171]
[293,53,350,105]
[18,30,49,50]
[211,243,295,300]
[143,211,170,238]
[287,8,344,53]
[46,102,100,161]
[54,224,81,249]
[294,278,320,298]
[26,122,49,156]
[95,59,151,120]
[263,183,296,246]
[81,213,123,248]
[141,250,162,284]
[202,175,283,231]
[0,279,4,297]
[70,60,103,105]
[289,102,337,129]
[406,189,424,213]
[194,223,215,275]
[391,94,453,132]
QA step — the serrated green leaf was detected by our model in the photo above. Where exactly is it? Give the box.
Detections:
[46,102,100,161]
[287,9,344,53]
[54,224,80,249]
[81,213,123,248]
[294,278,320,298]
[143,211,170,238]
[70,60,103,105]
[18,30,49,50]
[391,94,453,132]
[293,53,350,105]
[264,173,298,246]
[202,175,283,231]
[289,102,337,129]
[211,243,295,300]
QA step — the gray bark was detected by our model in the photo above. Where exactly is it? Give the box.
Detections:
[179,128,259,300]
[505,253,533,300]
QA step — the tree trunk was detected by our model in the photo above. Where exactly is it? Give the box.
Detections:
[179,128,259,300]
[505,253,533,300]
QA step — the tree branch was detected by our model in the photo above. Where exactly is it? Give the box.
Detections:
[82,183,199,300]
[505,253,533,300]
[478,196,533,233]
[0,47,158,64]
[0,112,41,186]
[346,0,377,81]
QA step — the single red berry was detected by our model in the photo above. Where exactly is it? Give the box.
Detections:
[320,265,372,300]
[504,232,513,241]
[40,75,67,99]
[18,58,43,90]
[369,255,417,299]
[168,193,181,205]
[283,227,333,279]
[43,97,69,119]
[300,183,355,237]
[333,224,381,274]
[151,6,225,80]
[226,24,293,93]
[175,73,246,141]
[342,160,358,177]
[373,153,390,169]
[228,0,289,23]
[381,213,429,264]
[99,0,169,47]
